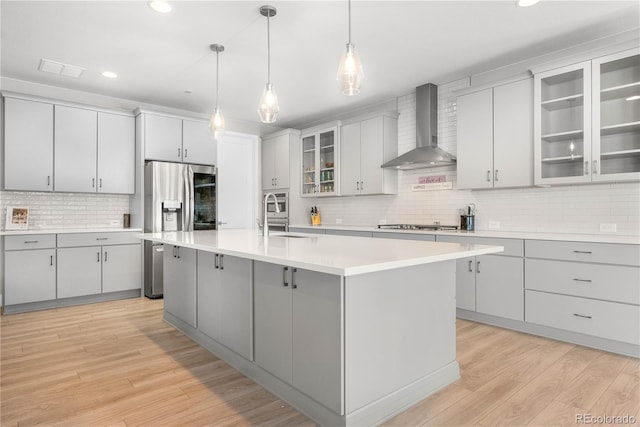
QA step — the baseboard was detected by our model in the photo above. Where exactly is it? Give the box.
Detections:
[2,289,141,314]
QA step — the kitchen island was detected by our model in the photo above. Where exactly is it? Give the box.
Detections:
[138,230,503,427]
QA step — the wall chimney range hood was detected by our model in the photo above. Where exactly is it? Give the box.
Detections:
[381,83,456,170]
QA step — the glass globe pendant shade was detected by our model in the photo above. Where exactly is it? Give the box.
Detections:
[257,83,279,123]
[209,107,225,140]
[337,43,364,96]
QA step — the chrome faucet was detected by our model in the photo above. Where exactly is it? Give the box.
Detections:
[262,192,280,236]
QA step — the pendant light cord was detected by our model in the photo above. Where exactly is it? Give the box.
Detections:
[267,12,271,84]
[215,51,220,110]
[348,0,352,45]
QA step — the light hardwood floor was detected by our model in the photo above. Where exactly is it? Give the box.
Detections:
[1,297,638,426]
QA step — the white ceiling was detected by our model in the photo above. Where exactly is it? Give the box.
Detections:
[1,1,638,129]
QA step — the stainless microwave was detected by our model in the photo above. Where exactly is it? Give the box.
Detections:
[264,191,288,220]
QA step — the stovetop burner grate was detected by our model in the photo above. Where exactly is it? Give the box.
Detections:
[377,224,459,231]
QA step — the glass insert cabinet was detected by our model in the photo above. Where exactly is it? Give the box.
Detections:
[301,125,339,197]
[534,48,640,184]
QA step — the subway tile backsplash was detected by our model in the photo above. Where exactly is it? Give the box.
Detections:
[0,191,130,230]
[293,79,640,236]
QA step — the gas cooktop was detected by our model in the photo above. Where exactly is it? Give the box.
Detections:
[377,224,459,231]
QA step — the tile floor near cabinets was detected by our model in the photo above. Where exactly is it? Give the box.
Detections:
[1,298,638,426]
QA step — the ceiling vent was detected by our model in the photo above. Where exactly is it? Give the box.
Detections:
[38,58,85,78]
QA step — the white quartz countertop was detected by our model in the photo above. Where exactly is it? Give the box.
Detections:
[137,230,503,276]
[289,224,640,245]
[0,228,141,236]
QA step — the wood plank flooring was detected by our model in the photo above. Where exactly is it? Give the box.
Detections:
[1,297,637,426]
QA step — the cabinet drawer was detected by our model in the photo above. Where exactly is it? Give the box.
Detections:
[526,240,640,266]
[372,232,435,241]
[525,290,640,345]
[436,235,523,257]
[288,227,325,235]
[57,232,140,247]
[526,259,640,305]
[5,234,56,250]
[325,229,373,238]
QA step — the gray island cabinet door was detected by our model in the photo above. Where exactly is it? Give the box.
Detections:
[163,246,197,328]
[218,255,252,360]
[292,268,342,414]
[3,97,54,192]
[5,249,56,305]
[254,261,293,384]
[97,112,135,194]
[57,246,102,298]
[54,105,98,193]
[102,244,141,293]
[456,256,476,311]
[197,251,223,342]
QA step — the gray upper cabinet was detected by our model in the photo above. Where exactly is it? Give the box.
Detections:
[183,119,217,166]
[340,115,398,196]
[262,131,292,190]
[144,114,183,162]
[457,78,533,190]
[142,113,216,166]
[3,97,54,192]
[54,105,98,193]
[97,112,135,194]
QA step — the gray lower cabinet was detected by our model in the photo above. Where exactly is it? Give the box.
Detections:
[197,251,252,359]
[5,249,56,305]
[164,245,197,328]
[324,229,373,238]
[372,232,435,241]
[102,245,142,293]
[437,235,524,321]
[57,246,102,298]
[288,227,325,234]
[254,261,342,414]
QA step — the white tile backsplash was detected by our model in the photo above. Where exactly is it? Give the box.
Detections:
[0,191,130,230]
[292,79,640,236]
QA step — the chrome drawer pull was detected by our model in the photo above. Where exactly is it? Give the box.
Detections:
[573,313,592,319]
[468,260,473,272]
[96,238,109,241]
[283,266,289,287]
[214,253,219,269]
[24,240,39,244]
[573,250,592,254]
[572,278,592,283]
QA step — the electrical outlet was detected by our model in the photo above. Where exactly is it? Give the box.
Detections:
[110,220,120,226]
[379,219,387,225]
[488,221,500,230]
[599,223,617,233]
[336,218,343,225]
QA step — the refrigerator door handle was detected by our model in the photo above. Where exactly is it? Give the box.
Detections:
[183,164,194,232]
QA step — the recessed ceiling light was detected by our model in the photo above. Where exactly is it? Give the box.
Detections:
[626,95,640,101]
[516,0,540,7]
[148,1,171,13]
[101,71,118,79]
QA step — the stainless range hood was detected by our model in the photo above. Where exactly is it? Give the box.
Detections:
[381,83,456,170]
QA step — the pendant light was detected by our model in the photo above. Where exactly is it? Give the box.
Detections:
[209,44,225,139]
[337,0,364,96]
[257,5,280,123]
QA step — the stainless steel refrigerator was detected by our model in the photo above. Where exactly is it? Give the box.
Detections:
[144,161,217,298]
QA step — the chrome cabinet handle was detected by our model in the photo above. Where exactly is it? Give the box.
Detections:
[275,178,278,186]
[219,254,224,270]
[360,181,364,191]
[92,178,95,188]
[292,268,298,289]
[573,278,592,283]
[283,266,289,287]
[47,176,51,186]
[24,240,39,244]
[468,260,473,272]
[184,148,188,158]
[476,261,481,274]
[356,181,360,191]
[50,255,53,266]
[176,247,180,259]
[573,250,592,254]
[104,251,108,262]
[96,237,108,241]
[573,313,592,319]
[592,160,598,174]
[97,251,100,262]
[486,170,491,182]
[99,178,103,188]
[494,170,499,181]
[584,161,589,175]
[178,148,181,158]
[214,253,219,269]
